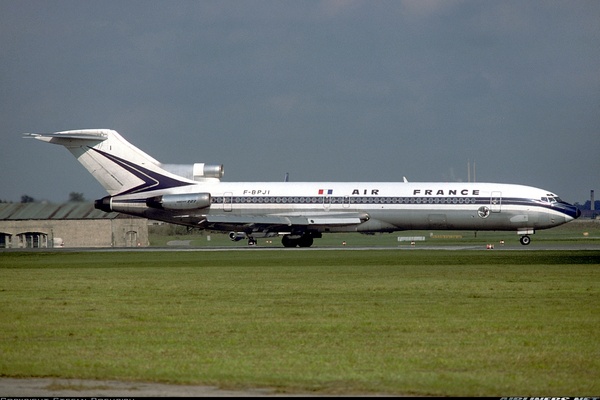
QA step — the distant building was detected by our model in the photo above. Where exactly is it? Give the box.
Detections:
[0,203,148,248]
[581,209,600,219]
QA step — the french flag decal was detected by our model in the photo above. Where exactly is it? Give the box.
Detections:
[318,189,333,195]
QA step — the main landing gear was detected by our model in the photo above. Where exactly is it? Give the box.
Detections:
[245,234,314,247]
[519,235,531,245]
[281,233,319,248]
[231,231,319,247]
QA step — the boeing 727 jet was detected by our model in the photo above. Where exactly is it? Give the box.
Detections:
[25,129,580,247]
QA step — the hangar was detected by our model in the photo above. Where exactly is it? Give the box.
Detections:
[0,202,148,248]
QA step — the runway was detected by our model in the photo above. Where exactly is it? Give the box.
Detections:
[4,242,600,252]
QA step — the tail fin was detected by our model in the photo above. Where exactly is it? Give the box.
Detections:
[24,129,195,196]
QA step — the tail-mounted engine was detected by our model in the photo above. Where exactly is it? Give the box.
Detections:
[161,163,224,181]
[147,193,211,210]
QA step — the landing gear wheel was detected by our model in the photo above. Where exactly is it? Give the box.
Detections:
[281,234,314,248]
[298,234,314,248]
[248,238,257,246]
[282,235,295,248]
[520,235,531,245]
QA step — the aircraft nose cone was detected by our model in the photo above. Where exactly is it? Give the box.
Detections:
[559,203,581,221]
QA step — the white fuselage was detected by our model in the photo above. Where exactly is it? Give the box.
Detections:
[28,129,581,246]
[109,181,577,233]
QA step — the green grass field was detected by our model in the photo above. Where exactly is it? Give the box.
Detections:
[1,249,599,396]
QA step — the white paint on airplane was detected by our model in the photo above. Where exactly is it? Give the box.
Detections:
[25,129,581,247]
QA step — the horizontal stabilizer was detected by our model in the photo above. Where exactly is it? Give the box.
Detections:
[24,130,109,141]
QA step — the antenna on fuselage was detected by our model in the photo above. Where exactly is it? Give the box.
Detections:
[284,172,289,182]
[468,160,476,182]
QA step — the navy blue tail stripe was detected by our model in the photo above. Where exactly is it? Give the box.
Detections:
[90,147,195,195]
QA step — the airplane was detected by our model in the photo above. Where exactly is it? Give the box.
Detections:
[24,129,581,247]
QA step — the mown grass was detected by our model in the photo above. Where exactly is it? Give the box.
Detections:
[0,250,599,396]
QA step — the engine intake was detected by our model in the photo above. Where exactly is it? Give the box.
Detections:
[161,163,224,181]
[147,193,211,210]
[229,232,247,242]
[193,163,223,180]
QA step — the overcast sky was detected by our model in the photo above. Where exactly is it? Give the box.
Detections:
[1,0,598,204]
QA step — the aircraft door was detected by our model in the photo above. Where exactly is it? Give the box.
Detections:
[490,191,502,213]
[224,192,233,212]
[343,195,350,209]
[323,195,331,210]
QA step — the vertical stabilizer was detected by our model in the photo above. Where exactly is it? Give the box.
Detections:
[25,129,193,195]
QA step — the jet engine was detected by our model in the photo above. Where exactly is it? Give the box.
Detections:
[147,193,211,210]
[161,163,224,181]
[229,231,278,241]
[229,232,247,242]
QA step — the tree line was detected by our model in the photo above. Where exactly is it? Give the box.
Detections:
[0,192,86,204]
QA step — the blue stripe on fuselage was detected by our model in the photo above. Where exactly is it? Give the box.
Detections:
[207,195,579,219]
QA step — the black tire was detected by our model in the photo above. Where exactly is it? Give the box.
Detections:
[298,234,314,248]
[282,235,296,248]
[520,235,531,245]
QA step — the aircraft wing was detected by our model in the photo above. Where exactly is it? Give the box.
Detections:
[202,211,369,231]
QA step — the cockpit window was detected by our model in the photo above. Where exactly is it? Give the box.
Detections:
[542,195,563,203]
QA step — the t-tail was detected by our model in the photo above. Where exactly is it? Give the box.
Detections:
[24,129,223,197]
[25,129,580,247]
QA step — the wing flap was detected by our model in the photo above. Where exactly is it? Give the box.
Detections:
[205,214,296,226]
[305,217,363,225]
[204,212,368,227]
